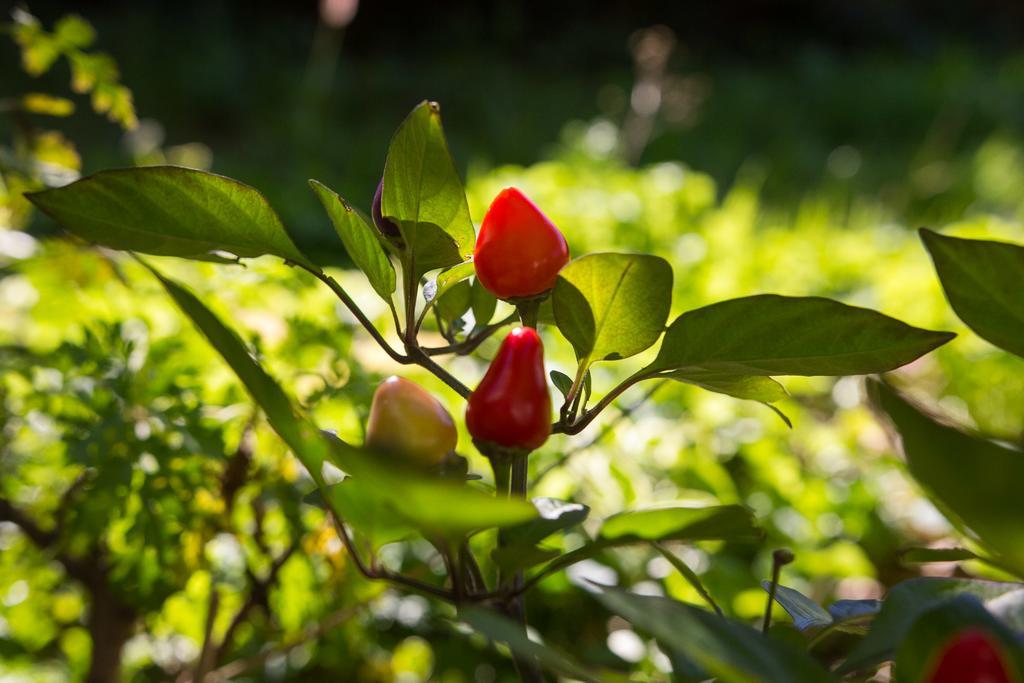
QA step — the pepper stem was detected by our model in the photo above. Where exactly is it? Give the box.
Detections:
[515,298,540,329]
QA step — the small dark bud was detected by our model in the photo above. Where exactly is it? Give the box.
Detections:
[773,548,795,566]
[371,177,403,242]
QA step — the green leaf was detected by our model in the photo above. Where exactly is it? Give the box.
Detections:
[760,581,880,641]
[309,180,395,300]
[920,229,1024,359]
[321,479,414,549]
[382,101,475,277]
[826,600,882,636]
[657,544,723,615]
[506,498,590,548]
[678,374,789,403]
[20,93,75,117]
[647,295,954,380]
[436,280,472,324]
[893,595,1024,683]
[871,380,1024,577]
[901,547,980,564]
[600,505,762,543]
[550,370,573,400]
[435,261,476,298]
[456,607,607,683]
[470,277,497,327]
[839,577,1024,673]
[762,583,833,632]
[54,15,96,48]
[529,506,761,586]
[593,586,835,683]
[142,264,535,538]
[677,374,792,426]
[27,166,315,269]
[494,499,590,573]
[553,252,673,368]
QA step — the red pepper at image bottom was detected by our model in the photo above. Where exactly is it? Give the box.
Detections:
[925,629,1015,683]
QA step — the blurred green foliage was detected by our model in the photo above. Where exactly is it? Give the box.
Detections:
[4,5,1024,682]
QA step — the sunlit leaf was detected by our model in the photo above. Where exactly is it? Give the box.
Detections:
[310,179,396,300]
[647,295,954,379]
[553,252,673,368]
[382,101,475,277]
[27,166,315,268]
[920,229,1024,359]
[599,505,761,543]
[20,93,75,117]
[53,15,96,48]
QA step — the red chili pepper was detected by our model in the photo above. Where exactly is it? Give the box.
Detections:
[466,327,552,451]
[474,187,570,300]
[365,376,457,467]
[926,629,1014,683]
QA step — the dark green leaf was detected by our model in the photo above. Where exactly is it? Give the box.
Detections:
[382,101,475,277]
[322,479,414,549]
[826,600,882,635]
[470,277,497,327]
[901,547,980,564]
[657,544,723,615]
[309,180,395,300]
[600,505,762,543]
[593,586,835,683]
[529,506,760,587]
[506,498,590,548]
[893,595,1024,683]
[456,607,607,683]
[762,582,833,632]
[27,166,315,268]
[647,295,954,379]
[839,577,1023,673]
[491,545,561,575]
[436,280,472,323]
[550,370,573,400]
[920,229,1024,359]
[871,380,1024,576]
[553,252,673,368]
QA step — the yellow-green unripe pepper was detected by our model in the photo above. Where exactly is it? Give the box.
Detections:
[365,376,457,467]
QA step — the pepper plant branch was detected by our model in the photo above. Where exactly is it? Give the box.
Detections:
[303,264,472,399]
[203,603,364,683]
[329,516,456,601]
[536,380,666,484]
[554,370,660,435]
[301,265,409,364]
[423,313,517,356]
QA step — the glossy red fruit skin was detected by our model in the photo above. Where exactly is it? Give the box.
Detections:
[466,327,552,451]
[926,629,1014,683]
[474,187,570,300]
